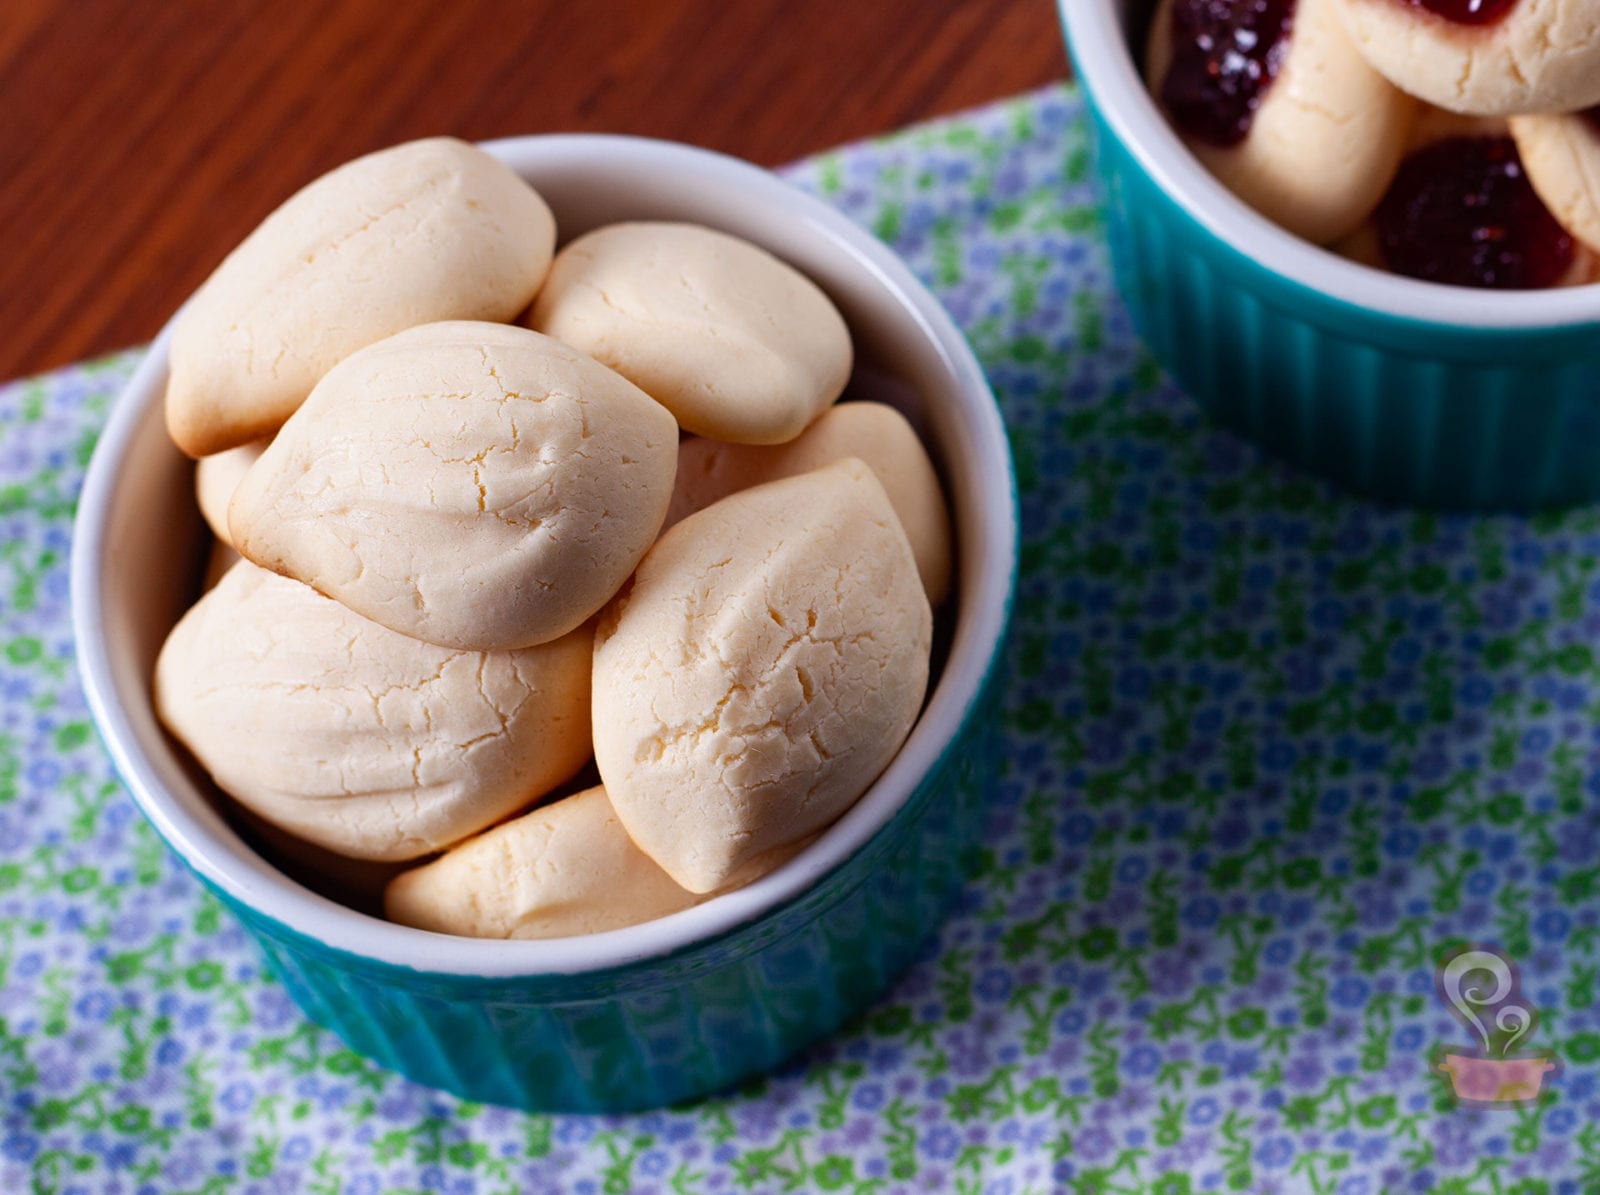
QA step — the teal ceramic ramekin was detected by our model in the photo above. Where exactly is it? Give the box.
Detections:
[1060,0,1600,511]
[70,135,1017,1113]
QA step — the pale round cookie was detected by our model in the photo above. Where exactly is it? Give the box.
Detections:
[1511,110,1600,255]
[228,322,679,652]
[384,786,702,939]
[527,222,852,444]
[384,786,813,939]
[384,786,814,940]
[154,561,593,862]
[1332,0,1600,117]
[593,459,932,894]
[1148,0,1415,245]
[166,137,556,458]
[664,402,953,605]
[195,440,266,547]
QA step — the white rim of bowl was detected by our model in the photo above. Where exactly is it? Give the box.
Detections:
[71,133,1017,980]
[1061,0,1600,329]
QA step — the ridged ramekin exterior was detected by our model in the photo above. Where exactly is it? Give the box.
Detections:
[193,668,1001,1113]
[1066,28,1600,512]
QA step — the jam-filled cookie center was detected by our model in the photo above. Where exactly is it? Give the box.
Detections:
[1394,0,1519,27]
[1376,135,1575,289]
[1161,0,1297,147]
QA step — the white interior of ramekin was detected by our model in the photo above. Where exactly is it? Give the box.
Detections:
[70,135,1016,978]
[1061,0,1600,327]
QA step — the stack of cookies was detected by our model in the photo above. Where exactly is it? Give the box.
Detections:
[1148,0,1600,290]
[154,138,953,940]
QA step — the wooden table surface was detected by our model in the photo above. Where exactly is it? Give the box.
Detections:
[0,0,1067,383]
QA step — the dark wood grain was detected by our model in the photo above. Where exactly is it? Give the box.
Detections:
[0,0,1067,381]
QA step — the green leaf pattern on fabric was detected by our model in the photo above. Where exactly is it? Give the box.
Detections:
[2,85,1597,1192]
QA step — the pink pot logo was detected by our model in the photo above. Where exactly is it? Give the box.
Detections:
[1433,944,1559,1109]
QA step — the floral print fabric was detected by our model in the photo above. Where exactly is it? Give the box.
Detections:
[2,85,1596,1193]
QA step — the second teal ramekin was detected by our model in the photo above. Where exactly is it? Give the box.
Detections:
[71,135,1018,1113]
[1060,0,1600,512]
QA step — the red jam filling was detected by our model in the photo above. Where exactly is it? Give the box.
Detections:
[1161,0,1297,147]
[1393,0,1519,26]
[1376,136,1574,290]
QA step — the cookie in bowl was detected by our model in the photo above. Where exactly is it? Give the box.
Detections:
[1061,0,1600,509]
[1147,0,1414,244]
[72,133,1016,1111]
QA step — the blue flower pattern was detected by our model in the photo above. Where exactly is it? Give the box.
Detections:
[0,85,1596,1192]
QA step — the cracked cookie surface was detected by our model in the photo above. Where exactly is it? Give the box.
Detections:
[228,321,679,651]
[665,402,953,606]
[195,440,266,549]
[383,785,704,939]
[154,560,593,861]
[592,459,931,894]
